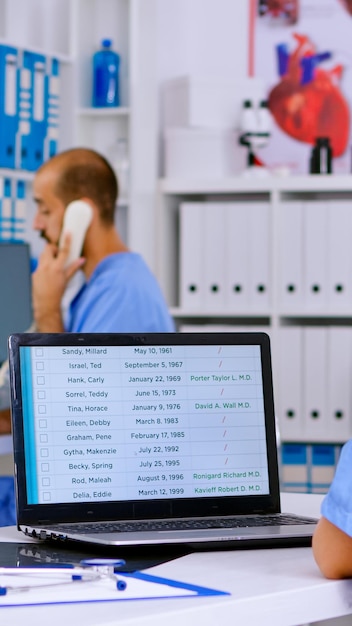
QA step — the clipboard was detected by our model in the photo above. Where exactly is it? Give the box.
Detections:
[0,566,230,607]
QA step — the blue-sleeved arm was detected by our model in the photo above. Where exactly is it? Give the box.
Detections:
[321,439,352,536]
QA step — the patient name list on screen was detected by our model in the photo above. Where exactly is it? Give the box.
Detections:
[22,344,270,504]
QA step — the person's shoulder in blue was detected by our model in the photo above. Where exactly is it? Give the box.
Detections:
[312,439,352,579]
[31,147,174,335]
[67,252,174,333]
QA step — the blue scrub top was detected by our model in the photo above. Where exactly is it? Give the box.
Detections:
[66,252,175,333]
[321,439,352,536]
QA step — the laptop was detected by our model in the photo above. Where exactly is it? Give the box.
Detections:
[8,331,317,548]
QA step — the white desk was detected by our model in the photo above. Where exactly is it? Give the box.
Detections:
[0,493,351,626]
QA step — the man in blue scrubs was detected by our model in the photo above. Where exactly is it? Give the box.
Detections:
[32,147,174,335]
[0,147,174,524]
[313,439,352,578]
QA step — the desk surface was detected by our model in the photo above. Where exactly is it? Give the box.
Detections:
[1,493,351,626]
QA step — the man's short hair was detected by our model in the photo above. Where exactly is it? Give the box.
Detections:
[43,148,118,225]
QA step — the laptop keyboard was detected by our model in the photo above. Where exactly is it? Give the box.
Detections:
[51,514,316,535]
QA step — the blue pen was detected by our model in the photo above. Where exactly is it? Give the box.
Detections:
[0,560,127,595]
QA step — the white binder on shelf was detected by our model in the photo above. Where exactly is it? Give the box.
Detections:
[327,200,352,312]
[14,179,26,240]
[277,326,303,441]
[303,201,328,311]
[248,202,270,311]
[203,202,226,311]
[1,178,13,240]
[302,326,328,442]
[279,201,304,311]
[326,326,352,442]
[179,202,204,310]
[223,203,249,311]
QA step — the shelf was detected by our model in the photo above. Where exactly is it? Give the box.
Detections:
[0,169,34,181]
[277,174,352,192]
[279,313,352,321]
[171,308,352,323]
[170,308,271,320]
[159,177,275,195]
[0,37,73,63]
[159,174,352,195]
[77,107,130,117]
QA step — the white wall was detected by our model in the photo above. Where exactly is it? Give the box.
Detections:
[4,0,70,54]
[155,0,252,175]
[156,0,250,82]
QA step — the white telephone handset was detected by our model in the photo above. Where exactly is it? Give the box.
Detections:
[59,199,93,267]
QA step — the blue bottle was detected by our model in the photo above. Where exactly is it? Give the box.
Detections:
[92,39,120,107]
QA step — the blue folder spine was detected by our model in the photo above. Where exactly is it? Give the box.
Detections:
[18,50,47,171]
[44,57,60,160]
[0,45,19,169]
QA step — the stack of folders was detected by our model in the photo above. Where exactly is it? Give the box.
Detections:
[0,178,26,241]
[179,201,270,313]
[277,326,352,445]
[179,199,352,314]
[0,44,60,172]
[279,200,352,312]
[280,443,342,494]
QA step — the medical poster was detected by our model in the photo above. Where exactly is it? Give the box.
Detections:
[250,0,352,174]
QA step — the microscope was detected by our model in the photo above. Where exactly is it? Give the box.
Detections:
[238,99,271,176]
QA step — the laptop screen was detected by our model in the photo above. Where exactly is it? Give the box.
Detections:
[9,333,280,522]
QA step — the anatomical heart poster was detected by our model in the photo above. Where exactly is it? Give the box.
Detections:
[250,0,352,174]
